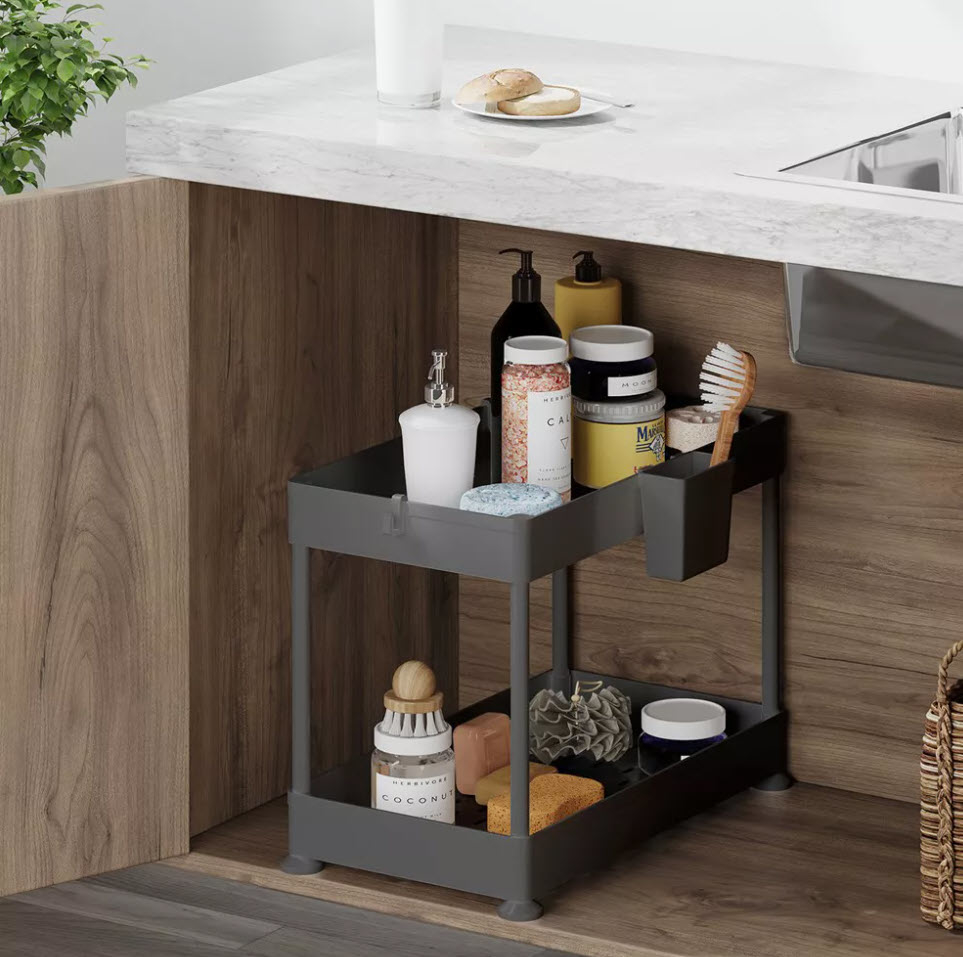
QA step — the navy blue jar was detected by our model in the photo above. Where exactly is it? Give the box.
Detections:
[569,325,657,401]
[638,698,727,775]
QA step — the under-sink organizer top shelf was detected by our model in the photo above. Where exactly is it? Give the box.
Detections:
[288,403,786,583]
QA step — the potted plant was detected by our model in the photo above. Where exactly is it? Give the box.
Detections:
[0,0,147,194]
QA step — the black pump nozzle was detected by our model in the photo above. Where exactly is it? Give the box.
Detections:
[573,250,602,283]
[500,247,541,303]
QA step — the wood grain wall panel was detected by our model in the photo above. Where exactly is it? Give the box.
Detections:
[189,187,459,835]
[0,179,190,895]
[458,220,963,803]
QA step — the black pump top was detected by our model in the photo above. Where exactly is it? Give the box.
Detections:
[574,250,602,283]
[500,248,541,303]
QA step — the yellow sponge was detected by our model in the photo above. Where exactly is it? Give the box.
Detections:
[474,762,557,806]
[486,773,603,835]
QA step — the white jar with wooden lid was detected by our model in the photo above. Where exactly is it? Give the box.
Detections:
[371,661,455,823]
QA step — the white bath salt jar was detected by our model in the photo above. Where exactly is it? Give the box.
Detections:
[371,662,455,823]
[501,336,571,501]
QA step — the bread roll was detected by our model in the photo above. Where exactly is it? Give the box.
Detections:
[456,69,542,105]
[497,85,581,117]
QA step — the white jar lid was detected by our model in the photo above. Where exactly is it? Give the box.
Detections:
[641,698,726,741]
[570,325,654,362]
[504,335,568,366]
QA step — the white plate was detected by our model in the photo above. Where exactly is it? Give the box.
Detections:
[453,96,612,122]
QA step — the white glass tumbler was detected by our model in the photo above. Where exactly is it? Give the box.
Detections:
[374,0,443,108]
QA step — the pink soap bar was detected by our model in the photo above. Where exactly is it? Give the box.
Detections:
[453,713,510,795]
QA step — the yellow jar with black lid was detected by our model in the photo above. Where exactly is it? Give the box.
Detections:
[573,390,666,489]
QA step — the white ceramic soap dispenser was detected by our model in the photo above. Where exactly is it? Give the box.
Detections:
[399,349,479,508]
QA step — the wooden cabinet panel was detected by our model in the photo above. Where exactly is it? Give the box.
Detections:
[188,187,460,834]
[0,179,190,895]
[0,182,461,888]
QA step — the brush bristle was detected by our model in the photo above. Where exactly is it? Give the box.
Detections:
[699,341,747,411]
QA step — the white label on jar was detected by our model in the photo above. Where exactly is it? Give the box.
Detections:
[527,387,571,494]
[608,370,657,397]
[375,771,455,822]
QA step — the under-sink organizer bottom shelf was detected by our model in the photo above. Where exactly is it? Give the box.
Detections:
[288,670,787,908]
[283,401,790,919]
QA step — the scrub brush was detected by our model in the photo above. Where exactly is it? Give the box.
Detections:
[699,342,756,467]
[377,660,448,740]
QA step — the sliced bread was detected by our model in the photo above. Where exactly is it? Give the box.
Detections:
[497,85,581,117]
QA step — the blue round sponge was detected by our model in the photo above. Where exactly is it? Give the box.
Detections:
[459,483,563,517]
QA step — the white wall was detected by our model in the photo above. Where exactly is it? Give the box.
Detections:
[43,3,370,188]
[446,0,963,84]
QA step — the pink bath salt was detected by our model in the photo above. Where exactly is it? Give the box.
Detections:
[502,358,571,501]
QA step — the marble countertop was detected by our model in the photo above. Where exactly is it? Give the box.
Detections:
[127,27,963,286]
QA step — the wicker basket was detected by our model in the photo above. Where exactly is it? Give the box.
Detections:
[921,640,963,929]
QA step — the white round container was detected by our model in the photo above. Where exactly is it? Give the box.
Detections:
[640,699,727,741]
[374,0,443,109]
[570,325,655,363]
[372,718,454,823]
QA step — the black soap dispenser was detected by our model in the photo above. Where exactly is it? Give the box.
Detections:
[490,249,561,418]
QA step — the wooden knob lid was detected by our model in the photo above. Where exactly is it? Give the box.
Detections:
[384,660,444,714]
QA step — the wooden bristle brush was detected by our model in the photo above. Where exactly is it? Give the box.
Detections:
[700,342,756,467]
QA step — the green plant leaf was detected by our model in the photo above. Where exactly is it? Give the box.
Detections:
[0,0,149,192]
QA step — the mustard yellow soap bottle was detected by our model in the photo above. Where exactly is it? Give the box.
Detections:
[554,251,622,343]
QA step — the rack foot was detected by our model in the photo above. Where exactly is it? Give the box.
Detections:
[497,899,543,922]
[280,854,324,875]
[754,771,793,792]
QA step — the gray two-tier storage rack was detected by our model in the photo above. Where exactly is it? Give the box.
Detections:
[282,402,790,921]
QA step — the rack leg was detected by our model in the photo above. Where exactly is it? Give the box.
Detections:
[281,544,324,875]
[509,580,530,838]
[497,899,544,922]
[501,579,542,920]
[550,567,571,694]
[755,476,792,793]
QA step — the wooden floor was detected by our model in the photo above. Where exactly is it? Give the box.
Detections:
[1,864,570,957]
[164,784,961,957]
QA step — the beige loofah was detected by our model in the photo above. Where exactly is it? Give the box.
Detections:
[529,682,633,764]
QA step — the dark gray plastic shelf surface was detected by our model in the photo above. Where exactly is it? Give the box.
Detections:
[288,405,786,583]
[287,670,787,902]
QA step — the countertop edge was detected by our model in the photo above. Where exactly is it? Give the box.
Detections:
[127,114,963,287]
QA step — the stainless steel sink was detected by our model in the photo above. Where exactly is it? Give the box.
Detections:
[782,109,963,194]
[773,110,963,389]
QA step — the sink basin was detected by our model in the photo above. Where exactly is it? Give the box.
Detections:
[762,110,963,390]
[782,109,963,194]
